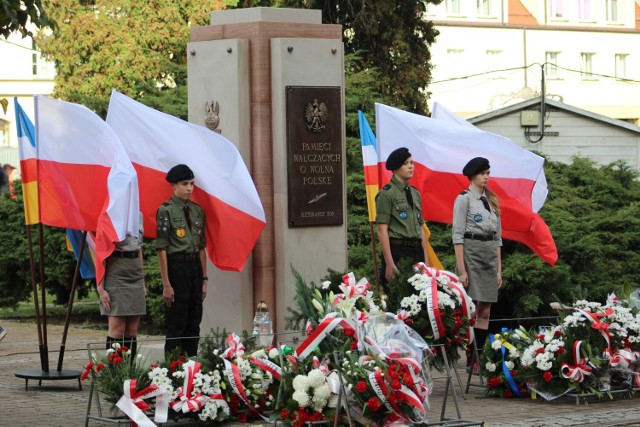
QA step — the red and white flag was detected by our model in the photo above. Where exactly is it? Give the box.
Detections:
[106,90,266,272]
[35,96,140,283]
[375,103,557,265]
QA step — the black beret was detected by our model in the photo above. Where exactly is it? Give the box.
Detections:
[385,147,412,171]
[462,157,490,178]
[166,164,194,183]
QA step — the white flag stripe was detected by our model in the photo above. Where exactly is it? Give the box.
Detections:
[18,135,36,160]
[107,91,265,222]
[376,103,543,181]
[362,145,378,167]
[431,101,548,212]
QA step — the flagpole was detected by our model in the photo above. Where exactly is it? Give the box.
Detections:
[369,222,381,295]
[25,224,46,372]
[37,223,49,372]
[57,230,86,372]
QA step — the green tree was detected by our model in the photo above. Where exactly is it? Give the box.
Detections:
[1,0,55,38]
[0,182,90,308]
[37,0,235,117]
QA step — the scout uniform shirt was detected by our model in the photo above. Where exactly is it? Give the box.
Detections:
[156,194,206,254]
[375,176,424,240]
[452,185,502,246]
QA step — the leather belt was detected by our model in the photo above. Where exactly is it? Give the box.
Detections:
[110,250,140,259]
[464,232,495,241]
[168,252,199,261]
[389,238,422,248]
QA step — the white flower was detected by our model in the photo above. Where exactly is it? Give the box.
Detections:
[292,375,309,391]
[268,348,280,360]
[485,362,496,372]
[312,299,324,314]
[321,280,331,289]
[292,390,310,407]
[505,360,514,370]
[491,340,502,350]
[307,369,326,388]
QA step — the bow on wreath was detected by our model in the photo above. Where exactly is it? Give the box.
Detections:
[560,340,593,383]
[170,360,209,413]
[116,379,169,427]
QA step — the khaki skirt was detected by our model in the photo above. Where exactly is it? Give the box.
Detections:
[99,256,146,316]
[463,239,499,303]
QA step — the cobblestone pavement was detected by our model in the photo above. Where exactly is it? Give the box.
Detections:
[1,319,640,426]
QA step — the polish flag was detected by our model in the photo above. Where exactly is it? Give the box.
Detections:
[106,90,266,272]
[35,96,140,283]
[14,98,39,225]
[375,103,557,266]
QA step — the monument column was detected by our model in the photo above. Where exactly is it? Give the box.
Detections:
[189,7,346,334]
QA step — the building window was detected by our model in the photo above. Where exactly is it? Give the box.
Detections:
[549,0,564,19]
[580,52,595,78]
[545,52,560,78]
[615,54,627,79]
[477,0,492,16]
[446,0,461,15]
[578,0,594,21]
[31,40,51,77]
[606,0,619,22]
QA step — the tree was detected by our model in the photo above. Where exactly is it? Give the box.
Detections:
[1,0,55,38]
[37,0,235,117]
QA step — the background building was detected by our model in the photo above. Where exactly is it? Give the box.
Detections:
[426,0,640,124]
[0,30,55,170]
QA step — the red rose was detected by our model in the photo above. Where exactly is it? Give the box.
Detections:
[390,380,402,390]
[356,381,367,393]
[344,328,355,337]
[503,390,513,398]
[350,341,358,350]
[543,371,553,383]
[113,357,124,364]
[280,409,289,419]
[556,347,565,354]
[537,334,545,340]
[403,374,414,385]
[367,397,381,412]
[487,377,502,389]
[536,348,545,355]
[96,363,104,372]
[85,362,95,370]
[117,346,129,354]
[150,363,158,369]
[80,370,90,381]
[554,330,562,337]
[236,413,248,423]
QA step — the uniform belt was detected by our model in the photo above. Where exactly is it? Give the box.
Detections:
[389,238,422,248]
[168,252,199,261]
[110,250,140,259]
[464,232,495,241]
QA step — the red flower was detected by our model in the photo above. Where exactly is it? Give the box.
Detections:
[113,357,124,364]
[367,397,381,412]
[236,413,248,423]
[404,319,414,327]
[280,410,289,419]
[535,348,545,355]
[554,330,562,337]
[150,363,158,369]
[556,347,565,355]
[117,346,129,354]
[487,377,502,389]
[403,374,414,385]
[537,334,545,340]
[350,341,358,350]
[543,371,553,383]
[96,363,104,372]
[355,381,367,393]
[503,390,513,398]
[390,380,402,390]
[85,362,95,370]
[344,328,355,337]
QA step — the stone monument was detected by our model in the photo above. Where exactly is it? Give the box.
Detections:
[188,7,347,336]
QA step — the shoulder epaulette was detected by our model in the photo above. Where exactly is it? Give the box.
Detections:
[459,190,469,195]
[162,201,171,207]
[382,183,392,191]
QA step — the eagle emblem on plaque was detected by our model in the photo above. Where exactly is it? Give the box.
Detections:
[305,99,328,133]
[205,101,221,134]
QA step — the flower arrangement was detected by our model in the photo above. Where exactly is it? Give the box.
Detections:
[388,263,475,370]
[480,327,531,398]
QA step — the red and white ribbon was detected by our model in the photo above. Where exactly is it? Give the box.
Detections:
[222,358,269,422]
[295,313,356,359]
[221,333,245,359]
[116,379,169,427]
[424,276,444,340]
[249,356,282,380]
[170,360,209,413]
[560,341,593,383]
[576,308,614,356]
[339,273,371,298]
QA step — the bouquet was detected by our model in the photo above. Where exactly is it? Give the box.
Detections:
[480,327,531,398]
[392,263,475,370]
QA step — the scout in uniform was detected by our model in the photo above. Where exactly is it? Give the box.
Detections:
[452,157,503,370]
[156,164,208,356]
[375,147,429,287]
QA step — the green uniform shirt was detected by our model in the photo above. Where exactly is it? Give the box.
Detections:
[375,176,424,240]
[156,195,206,254]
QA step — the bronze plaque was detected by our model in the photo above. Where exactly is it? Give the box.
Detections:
[286,86,343,227]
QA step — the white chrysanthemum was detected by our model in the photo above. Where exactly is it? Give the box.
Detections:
[314,383,331,401]
[292,375,309,391]
[292,390,311,407]
[308,369,326,388]
[485,362,496,372]
[106,349,115,355]
[538,361,553,371]
[505,360,514,370]
[491,340,502,350]
[172,370,185,379]
[508,348,520,359]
